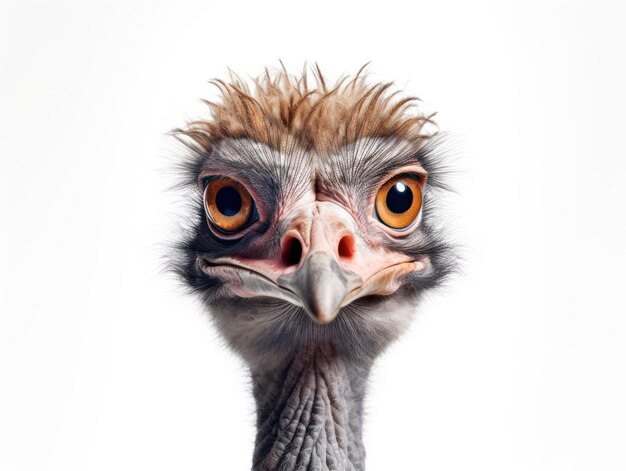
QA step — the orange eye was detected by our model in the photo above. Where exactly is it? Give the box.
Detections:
[375,175,423,229]
[203,177,254,233]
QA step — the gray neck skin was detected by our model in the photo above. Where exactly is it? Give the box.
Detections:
[251,347,370,471]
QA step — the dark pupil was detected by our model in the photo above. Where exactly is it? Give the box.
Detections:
[386,181,413,214]
[215,186,242,216]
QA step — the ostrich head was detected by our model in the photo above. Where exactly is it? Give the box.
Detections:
[171,65,454,469]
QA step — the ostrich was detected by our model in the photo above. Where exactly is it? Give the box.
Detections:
[171,65,454,470]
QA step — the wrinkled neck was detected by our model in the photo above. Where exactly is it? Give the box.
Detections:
[251,347,370,471]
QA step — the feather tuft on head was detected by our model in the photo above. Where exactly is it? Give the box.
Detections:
[178,63,437,153]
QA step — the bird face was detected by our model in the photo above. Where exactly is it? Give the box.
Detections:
[173,67,454,367]
[178,136,450,367]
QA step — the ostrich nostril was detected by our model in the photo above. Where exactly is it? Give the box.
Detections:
[338,234,355,260]
[281,236,303,267]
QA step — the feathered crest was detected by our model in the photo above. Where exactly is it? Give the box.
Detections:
[177,63,437,153]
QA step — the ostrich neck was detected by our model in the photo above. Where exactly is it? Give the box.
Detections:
[251,347,370,471]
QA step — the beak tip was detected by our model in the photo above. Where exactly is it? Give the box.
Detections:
[280,251,359,326]
[301,293,341,324]
[308,307,340,325]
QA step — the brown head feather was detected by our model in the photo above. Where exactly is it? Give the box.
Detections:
[179,64,437,154]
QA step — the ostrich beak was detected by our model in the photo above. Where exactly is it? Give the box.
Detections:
[278,251,362,324]
[200,201,423,324]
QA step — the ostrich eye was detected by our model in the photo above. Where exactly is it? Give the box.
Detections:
[203,177,255,233]
[375,175,423,229]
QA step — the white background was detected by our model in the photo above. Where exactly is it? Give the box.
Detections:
[1,1,625,470]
